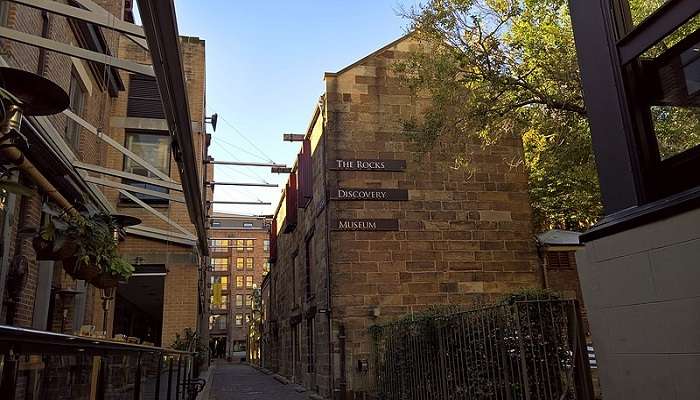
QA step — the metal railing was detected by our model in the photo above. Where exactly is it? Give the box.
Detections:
[370,299,594,400]
[0,325,204,400]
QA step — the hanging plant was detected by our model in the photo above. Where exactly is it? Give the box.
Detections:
[34,212,135,283]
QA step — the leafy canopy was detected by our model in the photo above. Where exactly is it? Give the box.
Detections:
[397,0,700,231]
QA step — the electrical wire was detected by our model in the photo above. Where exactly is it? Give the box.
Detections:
[207,106,274,163]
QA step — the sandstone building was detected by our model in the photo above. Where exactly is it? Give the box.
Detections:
[263,36,542,398]
[208,212,270,355]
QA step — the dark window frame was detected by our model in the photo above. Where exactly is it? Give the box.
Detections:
[65,69,86,153]
[570,0,700,238]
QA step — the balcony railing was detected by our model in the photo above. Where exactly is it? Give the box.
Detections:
[0,325,204,400]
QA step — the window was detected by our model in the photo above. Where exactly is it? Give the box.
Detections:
[65,70,85,153]
[235,294,243,307]
[0,1,10,27]
[245,295,253,307]
[263,262,270,276]
[122,130,170,203]
[245,313,251,323]
[209,315,227,330]
[211,258,229,272]
[210,276,228,290]
[307,317,315,372]
[246,257,254,270]
[292,254,298,307]
[264,240,270,252]
[305,235,314,300]
[235,314,243,326]
[236,257,244,271]
[243,223,253,228]
[245,239,254,251]
[236,239,244,252]
[245,276,253,288]
[210,295,227,310]
[211,239,229,250]
[236,276,244,288]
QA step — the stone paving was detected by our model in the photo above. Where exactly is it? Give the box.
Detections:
[207,362,309,400]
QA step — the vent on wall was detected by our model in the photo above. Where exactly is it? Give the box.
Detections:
[545,251,577,270]
[127,75,165,119]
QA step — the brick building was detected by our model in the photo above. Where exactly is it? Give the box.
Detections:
[264,36,542,398]
[0,0,210,349]
[208,212,270,355]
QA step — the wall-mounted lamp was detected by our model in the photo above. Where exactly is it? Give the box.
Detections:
[205,113,218,132]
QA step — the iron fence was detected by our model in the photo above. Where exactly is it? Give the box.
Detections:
[371,299,594,400]
[0,325,204,400]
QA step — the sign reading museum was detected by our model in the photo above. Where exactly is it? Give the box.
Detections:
[332,219,399,231]
[331,188,408,201]
[331,159,406,172]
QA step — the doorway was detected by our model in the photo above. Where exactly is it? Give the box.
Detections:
[113,265,165,346]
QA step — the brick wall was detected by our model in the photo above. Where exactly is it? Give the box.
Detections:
[0,1,122,331]
[267,36,542,398]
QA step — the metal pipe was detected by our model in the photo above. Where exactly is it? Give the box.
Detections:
[207,181,278,188]
[205,160,286,168]
[207,201,271,205]
[319,98,336,399]
[0,132,79,217]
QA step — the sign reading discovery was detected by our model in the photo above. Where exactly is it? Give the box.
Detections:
[331,188,409,201]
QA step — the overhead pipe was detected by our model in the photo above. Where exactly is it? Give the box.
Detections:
[0,107,78,217]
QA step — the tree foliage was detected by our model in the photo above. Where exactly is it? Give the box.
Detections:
[397,0,700,231]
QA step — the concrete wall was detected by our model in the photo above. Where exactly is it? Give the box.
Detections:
[577,207,700,399]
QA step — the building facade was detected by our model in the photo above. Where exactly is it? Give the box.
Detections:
[264,36,542,398]
[208,213,270,356]
[569,1,700,399]
[0,0,210,350]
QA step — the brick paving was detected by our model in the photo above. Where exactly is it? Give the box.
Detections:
[208,362,309,400]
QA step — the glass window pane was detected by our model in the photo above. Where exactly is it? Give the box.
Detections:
[124,132,170,175]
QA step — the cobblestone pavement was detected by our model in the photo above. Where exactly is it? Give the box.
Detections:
[208,362,309,400]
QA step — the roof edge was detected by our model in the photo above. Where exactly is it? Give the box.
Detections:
[325,32,414,77]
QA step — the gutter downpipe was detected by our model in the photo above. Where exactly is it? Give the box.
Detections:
[320,97,338,400]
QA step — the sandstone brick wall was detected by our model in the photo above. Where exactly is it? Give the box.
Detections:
[268,36,542,397]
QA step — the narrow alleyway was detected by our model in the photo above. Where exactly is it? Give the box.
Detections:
[207,362,310,400]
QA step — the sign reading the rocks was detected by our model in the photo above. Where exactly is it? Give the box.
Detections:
[331,159,406,172]
[331,188,408,201]
[332,219,399,231]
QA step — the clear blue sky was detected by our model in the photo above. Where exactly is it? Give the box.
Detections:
[172,1,416,215]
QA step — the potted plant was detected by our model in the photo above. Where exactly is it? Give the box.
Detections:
[91,255,135,289]
[33,215,79,261]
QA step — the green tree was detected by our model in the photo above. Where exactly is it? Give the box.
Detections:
[397,0,700,231]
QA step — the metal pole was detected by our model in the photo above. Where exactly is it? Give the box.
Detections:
[207,201,272,205]
[133,353,142,400]
[155,354,162,400]
[166,357,173,400]
[207,181,279,188]
[205,160,286,168]
[0,352,18,400]
[176,357,182,400]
